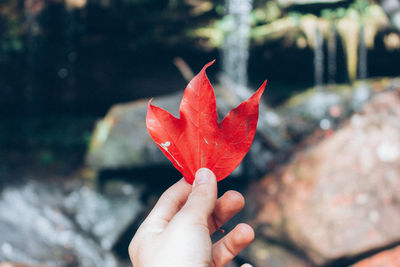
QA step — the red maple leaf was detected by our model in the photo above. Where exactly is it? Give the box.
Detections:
[146,60,266,184]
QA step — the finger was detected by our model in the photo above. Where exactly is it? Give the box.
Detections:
[178,168,217,225]
[208,190,245,234]
[142,178,192,230]
[211,223,255,267]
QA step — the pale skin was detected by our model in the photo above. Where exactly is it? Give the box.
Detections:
[129,168,255,267]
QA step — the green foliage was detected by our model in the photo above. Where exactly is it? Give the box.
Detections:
[320,0,377,22]
[252,1,282,24]
[0,0,25,55]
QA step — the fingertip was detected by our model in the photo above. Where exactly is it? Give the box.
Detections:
[179,168,217,222]
[225,190,245,209]
[194,168,216,186]
[211,223,255,267]
[234,223,255,244]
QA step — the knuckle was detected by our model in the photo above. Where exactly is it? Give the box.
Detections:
[223,238,237,258]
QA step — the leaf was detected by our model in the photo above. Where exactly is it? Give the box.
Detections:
[146,60,266,184]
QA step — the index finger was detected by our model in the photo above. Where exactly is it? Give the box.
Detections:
[142,178,192,231]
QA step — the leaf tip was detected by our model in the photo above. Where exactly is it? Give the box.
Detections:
[253,80,267,100]
[202,59,216,71]
[147,98,155,109]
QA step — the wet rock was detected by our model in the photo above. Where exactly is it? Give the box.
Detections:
[0,181,143,266]
[63,181,143,250]
[87,93,182,170]
[249,90,400,265]
[280,88,350,142]
[216,77,288,150]
[352,245,400,267]
[281,78,400,142]
[87,84,288,174]
[300,91,342,120]
[351,84,371,111]
[244,239,311,267]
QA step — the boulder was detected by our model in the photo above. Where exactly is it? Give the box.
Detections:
[87,93,181,170]
[86,86,288,174]
[244,239,312,267]
[63,180,144,250]
[249,90,400,265]
[0,180,144,266]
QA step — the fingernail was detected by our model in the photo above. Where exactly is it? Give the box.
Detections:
[193,168,212,187]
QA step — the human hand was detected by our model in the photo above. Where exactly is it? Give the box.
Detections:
[129,168,255,267]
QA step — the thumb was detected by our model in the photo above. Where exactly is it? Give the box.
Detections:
[179,168,218,224]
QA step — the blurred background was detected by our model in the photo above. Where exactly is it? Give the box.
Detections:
[1,0,400,266]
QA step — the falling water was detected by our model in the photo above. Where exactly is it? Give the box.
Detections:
[220,0,288,152]
[327,26,337,84]
[313,27,324,88]
[222,0,253,89]
[352,24,370,110]
[358,25,368,80]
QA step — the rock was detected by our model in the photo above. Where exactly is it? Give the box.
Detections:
[281,78,400,142]
[0,180,143,266]
[352,245,400,267]
[249,90,400,265]
[87,84,289,174]
[280,87,351,143]
[63,181,144,250]
[216,76,289,150]
[87,93,182,170]
[244,239,311,267]
[351,85,371,111]
[301,91,342,120]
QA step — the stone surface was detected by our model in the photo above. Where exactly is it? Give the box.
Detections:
[352,245,400,267]
[244,239,311,267]
[0,180,143,267]
[87,93,182,170]
[216,78,288,150]
[87,85,288,174]
[63,181,143,250]
[249,90,400,265]
[86,77,399,177]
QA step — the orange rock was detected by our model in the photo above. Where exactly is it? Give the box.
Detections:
[249,91,400,265]
[352,245,400,267]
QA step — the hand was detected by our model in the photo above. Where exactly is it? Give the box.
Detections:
[129,168,255,267]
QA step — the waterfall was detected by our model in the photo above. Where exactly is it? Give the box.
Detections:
[327,25,337,84]
[313,27,324,88]
[358,24,368,80]
[220,0,288,152]
[222,0,253,90]
[337,18,359,82]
